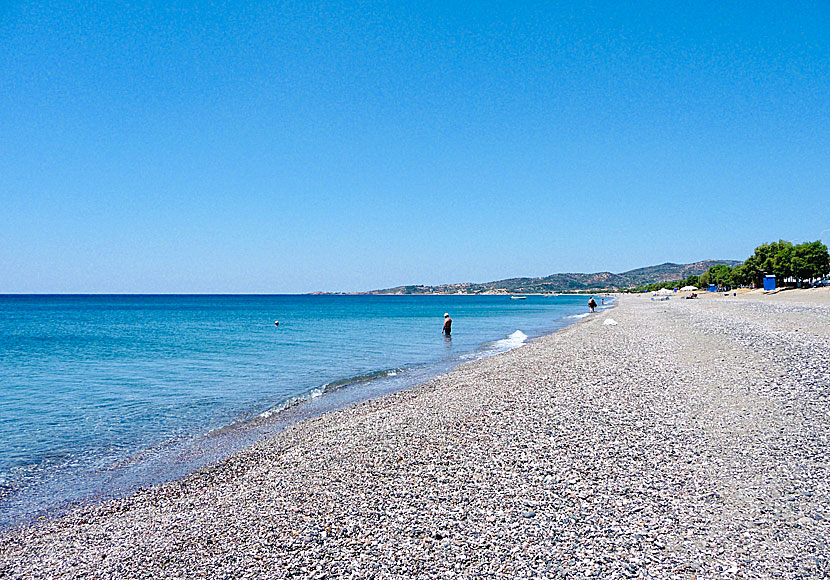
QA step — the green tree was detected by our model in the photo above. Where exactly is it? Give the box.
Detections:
[792,241,830,284]
[712,264,734,288]
[699,264,734,289]
[738,255,763,287]
[731,264,754,287]
[741,239,828,287]
[772,243,794,281]
[625,240,828,292]
[749,240,793,282]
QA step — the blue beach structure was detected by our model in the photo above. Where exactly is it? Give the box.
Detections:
[763,275,776,291]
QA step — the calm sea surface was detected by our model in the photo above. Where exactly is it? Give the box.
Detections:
[0,294,606,528]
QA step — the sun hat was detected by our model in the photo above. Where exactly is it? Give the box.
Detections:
[444,313,449,317]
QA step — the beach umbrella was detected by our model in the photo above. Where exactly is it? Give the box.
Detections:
[656,288,674,295]
[680,285,698,291]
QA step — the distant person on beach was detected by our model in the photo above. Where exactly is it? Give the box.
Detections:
[442,313,452,336]
[588,297,597,312]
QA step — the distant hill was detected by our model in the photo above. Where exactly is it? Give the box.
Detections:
[370,260,742,294]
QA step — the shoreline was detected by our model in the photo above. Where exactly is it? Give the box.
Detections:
[2,291,828,578]
[0,296,605,533]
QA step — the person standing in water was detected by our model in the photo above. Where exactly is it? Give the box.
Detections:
[442,313,452,336]
[588,297,597,312]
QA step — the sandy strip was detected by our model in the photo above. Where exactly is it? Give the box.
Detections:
[2,292,829,579]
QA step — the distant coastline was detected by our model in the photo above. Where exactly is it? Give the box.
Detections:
[310,291,611,296]
[312,259,741,295]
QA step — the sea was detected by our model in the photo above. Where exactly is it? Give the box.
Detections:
[0,293,609,529]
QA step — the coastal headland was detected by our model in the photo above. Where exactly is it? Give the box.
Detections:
[314,259,741,295]
[2,290,828,578]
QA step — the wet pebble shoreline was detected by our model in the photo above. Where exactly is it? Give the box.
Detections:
[2,295,829,578]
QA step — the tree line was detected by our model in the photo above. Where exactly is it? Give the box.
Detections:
[627,240,830,293]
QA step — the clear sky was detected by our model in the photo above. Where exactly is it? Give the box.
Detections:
[2,1,828,293]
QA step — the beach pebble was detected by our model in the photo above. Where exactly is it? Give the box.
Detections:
[3,293,830,579]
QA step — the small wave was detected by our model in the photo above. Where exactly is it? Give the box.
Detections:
[321,368,404,393]
[567,313,591,319]
[256,386,324,420]
[492,330,528,351]
[458,330,529,361]
[256,368,404,420]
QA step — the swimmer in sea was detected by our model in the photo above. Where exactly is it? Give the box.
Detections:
[442,313,452,336]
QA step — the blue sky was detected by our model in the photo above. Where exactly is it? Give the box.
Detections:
[2,1,828,293]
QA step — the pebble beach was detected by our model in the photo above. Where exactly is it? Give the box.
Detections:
[2,290,829,579]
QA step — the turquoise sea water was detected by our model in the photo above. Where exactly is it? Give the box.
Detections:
[0,294,606,528]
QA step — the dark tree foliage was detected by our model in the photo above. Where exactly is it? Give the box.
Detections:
[700,264,734,288]
[741,240,829,286]
[627,240,829,292]
[731,264,754,287]
[792,241,830,282]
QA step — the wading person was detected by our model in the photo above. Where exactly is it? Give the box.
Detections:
[442,313,452,336]
[588,297,597,312]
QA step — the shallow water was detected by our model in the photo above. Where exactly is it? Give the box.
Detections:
[0,293,600,528]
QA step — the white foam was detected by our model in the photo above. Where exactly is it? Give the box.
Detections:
[257,385,325,419]
[567,313,591,319]
[492,330,528,351]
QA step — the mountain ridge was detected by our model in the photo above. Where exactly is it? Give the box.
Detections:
[365,260,742,294]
